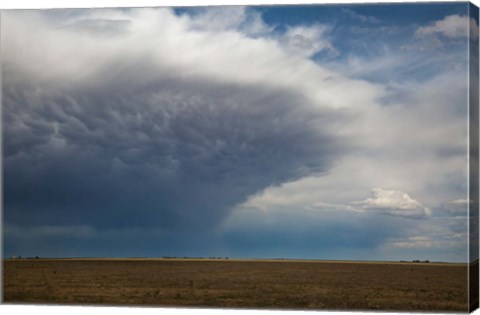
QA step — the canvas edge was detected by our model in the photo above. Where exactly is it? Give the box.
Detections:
[468,1,480,313]
[0,8,5,306]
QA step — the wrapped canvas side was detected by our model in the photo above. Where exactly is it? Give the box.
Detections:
[469,2,479,313]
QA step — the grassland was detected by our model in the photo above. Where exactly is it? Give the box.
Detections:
[2,258,469,311]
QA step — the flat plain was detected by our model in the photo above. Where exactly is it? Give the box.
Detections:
[2,259,469,311]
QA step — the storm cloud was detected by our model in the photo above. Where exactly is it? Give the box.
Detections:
[2,4,474,262]
[3,8,347,231]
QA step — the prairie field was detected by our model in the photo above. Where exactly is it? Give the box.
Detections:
[2,259,469,311]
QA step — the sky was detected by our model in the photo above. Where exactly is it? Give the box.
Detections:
[1,2,478,262]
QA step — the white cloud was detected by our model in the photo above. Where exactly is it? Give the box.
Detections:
[415,14,479,39]
[353,188,431,218]
[441,198,470,214]
[388,234,466,250]
[341,8,381,24]
[185,6,273,37]
[2,8,381,113]
[242,185,431,219]
[186,8,338,58]
[450,198,470,204]
[307,201,362,213]
[185,8,339,59]
[389,236,436,249]
[279,24,338,58]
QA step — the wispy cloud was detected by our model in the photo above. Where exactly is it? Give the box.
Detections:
[341,8,381,24]
[415,14,478,39]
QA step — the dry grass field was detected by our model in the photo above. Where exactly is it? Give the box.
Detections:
[2,259,469,311]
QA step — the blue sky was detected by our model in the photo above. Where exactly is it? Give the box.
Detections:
[2,3,478,262]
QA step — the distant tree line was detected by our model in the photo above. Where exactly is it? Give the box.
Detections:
[161,256,229,260]
[10,255,40,260]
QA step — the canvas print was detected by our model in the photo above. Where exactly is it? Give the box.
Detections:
[1,1,479,312]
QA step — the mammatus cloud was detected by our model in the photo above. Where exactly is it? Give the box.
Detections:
[415,14,479,39]
[3,8,352,231]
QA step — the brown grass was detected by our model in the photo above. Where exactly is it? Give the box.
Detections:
[2,259,469,311]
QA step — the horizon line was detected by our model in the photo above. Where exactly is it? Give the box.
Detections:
[4,256,475,264]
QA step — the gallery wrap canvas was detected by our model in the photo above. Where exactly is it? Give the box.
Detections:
[1,0,479,313]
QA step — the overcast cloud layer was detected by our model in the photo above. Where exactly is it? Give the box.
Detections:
[2,3,477,262]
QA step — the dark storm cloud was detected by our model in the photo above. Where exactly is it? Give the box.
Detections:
[3,63,347,230]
